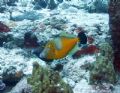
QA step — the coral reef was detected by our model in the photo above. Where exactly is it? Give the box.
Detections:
[48,0,57,10]
[33,0,58,10]
[28,62,73,93]
[89,56,116,84]
[10,11,43,21]
[24,31,39,47]
[0,6,6,13]
[3,37,24,49]
[85,0,109,13]
[0,80,6,91]
[0,0,112,93]
[62,56,95,81]
[109,0,120,71]
[87,36,94,44]
[58,2,70,9]
[99,42,113,60]
[72,45,99,59]
[33,0,47,9]
[0,33,11,47]
[0,32,24,49]
[0,22,10,32]
[0,0,18,6]
[7,0,18,6]
[89,43,116,84]
[43,17,67,30]
[2,66,24,86]
[10,78,32,93]
[58,0,63,3]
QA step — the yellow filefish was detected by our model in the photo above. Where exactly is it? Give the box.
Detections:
[42,37,80,59]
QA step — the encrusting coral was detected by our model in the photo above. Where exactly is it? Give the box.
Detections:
[27,62,73,93]
[89,42,116,84]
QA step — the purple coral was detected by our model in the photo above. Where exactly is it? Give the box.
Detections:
[0,22,10,32]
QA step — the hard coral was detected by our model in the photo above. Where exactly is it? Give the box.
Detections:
[99,42,113,60]
[0,22,10,32]
[89,43,116,85]
[72,45,99,59]
[89,56,116,84]
[28,62,73,93]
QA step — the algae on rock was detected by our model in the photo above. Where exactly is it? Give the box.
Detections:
[27,62,73,93]
[89,42,116,84]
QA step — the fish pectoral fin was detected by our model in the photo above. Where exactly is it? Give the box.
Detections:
[54,38,62,50]
[68,44,79,56]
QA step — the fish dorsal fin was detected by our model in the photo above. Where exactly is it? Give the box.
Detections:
[59,32,76,38]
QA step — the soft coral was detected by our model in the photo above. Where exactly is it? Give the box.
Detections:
[72,45,99,59]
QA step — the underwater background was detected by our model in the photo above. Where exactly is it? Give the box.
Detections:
[0,0,120,93]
